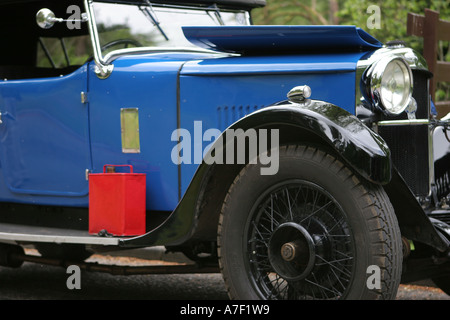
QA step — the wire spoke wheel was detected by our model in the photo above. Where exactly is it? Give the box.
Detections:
[218,145,402,300]
[246,180,354,300]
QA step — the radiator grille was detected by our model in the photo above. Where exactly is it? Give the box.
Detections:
[378,69,431,197]
[429,212,450,225]
[411,70,430,119]
[435,152,450,199]
[379,124,430,196]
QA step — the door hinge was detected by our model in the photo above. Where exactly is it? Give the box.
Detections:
[86,169,91,181]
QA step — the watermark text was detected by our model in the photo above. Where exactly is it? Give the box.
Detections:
[171,121,279,175]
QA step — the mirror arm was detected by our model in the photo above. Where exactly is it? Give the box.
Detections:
[45,14,88,24]
[36,8,87,29]
[84,0,113,79]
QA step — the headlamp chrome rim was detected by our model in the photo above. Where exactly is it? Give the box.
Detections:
[367,56,413,116]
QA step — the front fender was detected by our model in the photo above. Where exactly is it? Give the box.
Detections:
[229,99,392,185]
[120,99,392,247]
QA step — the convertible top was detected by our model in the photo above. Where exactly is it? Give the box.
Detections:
[0,0,266,9]
[98,0,266,9]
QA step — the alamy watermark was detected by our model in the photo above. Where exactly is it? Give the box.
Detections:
[366,265,381,290]
[42,5,86,30]
[171,121,280,175]
[66,265,81,290]
[366,5,381,30]
[66,5,84,30]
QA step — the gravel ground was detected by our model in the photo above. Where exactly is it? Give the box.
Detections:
[0,247,448,300]
[396,283,449,300]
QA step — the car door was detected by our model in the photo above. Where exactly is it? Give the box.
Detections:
[0,65,91,202]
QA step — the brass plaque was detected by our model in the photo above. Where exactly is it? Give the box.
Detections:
[120,108,140,153]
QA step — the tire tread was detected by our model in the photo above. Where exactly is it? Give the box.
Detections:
[218,144,402,300]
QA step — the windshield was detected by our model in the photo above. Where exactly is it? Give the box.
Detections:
[91,1,251,57]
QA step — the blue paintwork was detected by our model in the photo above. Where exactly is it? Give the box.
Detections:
[182,25,382,54]
[178,53,366,194]
[86,53,211,211]
[180,53,362,75]
[0,66,91,206]
[0,26,378,211]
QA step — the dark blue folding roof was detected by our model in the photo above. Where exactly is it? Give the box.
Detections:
[1,0,266,9]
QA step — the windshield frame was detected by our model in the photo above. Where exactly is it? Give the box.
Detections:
[84,0,251,78]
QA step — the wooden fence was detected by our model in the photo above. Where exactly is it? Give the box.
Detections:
[407,8,450,119]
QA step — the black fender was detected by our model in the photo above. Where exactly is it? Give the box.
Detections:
[120,99,396,248]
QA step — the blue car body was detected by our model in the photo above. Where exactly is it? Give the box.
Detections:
[0,28,377,210]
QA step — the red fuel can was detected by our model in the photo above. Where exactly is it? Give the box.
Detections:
[89,165,146,236]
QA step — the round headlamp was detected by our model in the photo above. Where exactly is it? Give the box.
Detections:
[367,57,413,115]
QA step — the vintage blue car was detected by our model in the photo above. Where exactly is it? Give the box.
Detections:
[0,0,449,300]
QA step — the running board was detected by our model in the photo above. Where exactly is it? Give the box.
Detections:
[10,252,220,275]
[0,223,122,246]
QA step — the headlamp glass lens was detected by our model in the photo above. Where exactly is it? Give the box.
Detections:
[379,59,412,115]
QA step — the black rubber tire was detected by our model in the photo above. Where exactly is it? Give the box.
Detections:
[218,144,402,300]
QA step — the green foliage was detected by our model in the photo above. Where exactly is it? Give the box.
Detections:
[338,0,450,102]
[337,0,449,50]
[252,0,331,25]
[252,0,450,101]
[37,36,92,68]
[97,23,155,56]
[253,0,449,45]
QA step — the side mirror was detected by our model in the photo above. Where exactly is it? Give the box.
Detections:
[36,8,62,29]
[36,8,87,29]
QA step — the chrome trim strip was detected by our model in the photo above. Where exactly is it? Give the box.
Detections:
[0,232,119,245]
[429,124,436,200]
[104,47,221,64]
[377,119,430,126]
